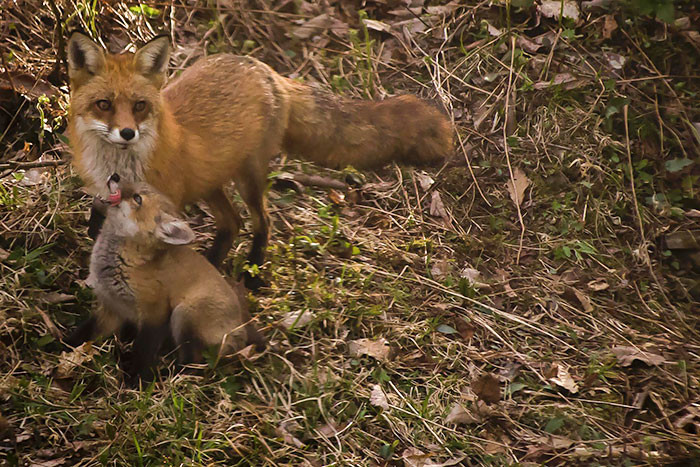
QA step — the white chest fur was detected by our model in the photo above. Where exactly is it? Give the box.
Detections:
[75,117,156,197]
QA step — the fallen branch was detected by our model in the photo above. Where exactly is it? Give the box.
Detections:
[272,172,348,193]
[0,159,69,170]
[292,173,347,190]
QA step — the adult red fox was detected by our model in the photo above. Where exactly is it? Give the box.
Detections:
[66,174,265,382]
[66,32,453,287]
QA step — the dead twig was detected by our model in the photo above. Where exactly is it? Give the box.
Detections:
[0,159,68,170]
[503,36,526,264]
[623,105,689,330]
[291,173,347,191]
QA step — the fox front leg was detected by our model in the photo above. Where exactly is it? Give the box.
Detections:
[64,308,121,348]
[125,321,170,386]
[87,196,108,240]
[64,316,98,348]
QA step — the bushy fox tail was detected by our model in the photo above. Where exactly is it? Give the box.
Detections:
[279,78,453,170]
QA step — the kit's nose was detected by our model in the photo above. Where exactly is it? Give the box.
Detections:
[120,128,136,141]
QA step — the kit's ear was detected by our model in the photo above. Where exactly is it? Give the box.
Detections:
[133,35,171,86]
[155,213,195,245]
[67,32,106,86]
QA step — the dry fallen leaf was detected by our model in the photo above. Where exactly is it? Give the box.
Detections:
[548,363,579,394]
[56,342,97,378]
[587,279,609,291]
[328,189,345,205]
[516,34,541,53]
[426,3,460,16]
[19,168,46,186]
[538,0,580,21]
[315,420,342,438]
[282,309,314,329]
[430,259,451,281]
[234,343,257,361]
[291,14,333,40]
[348,338,391,361]
[665,231,700,250]
[506,168,530,207]
[0,72,59,99]
[612,346,664,367]
[444,403,481,425]
[38,292,75,304]
[604,52,626,70]
[674,407,700,433]
[454,317,475,340]
[402,447,466,467]
[683,30,700,48]
[429,191,450,224]
[29,458,69,467]
[402,447,433,467]
[459,267,481,285]
[416,172,435,191]
[0,248,10,262]
[571,287,593,313]
[363,18,391,33]
[370,384,390,410]
[548,435,576,450]
[499,362,522,382]
[472,374,501,404]
[484,21,502,37]
[533,72,581,90]
[602,14,618,39]
[276,421,304,448]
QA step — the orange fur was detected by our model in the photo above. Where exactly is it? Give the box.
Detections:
[67,33,454,274]
[78,181,264,373]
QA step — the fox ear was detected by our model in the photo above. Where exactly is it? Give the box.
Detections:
[155,213,195,245]
[67,32,106,84]
[134,35,170,84]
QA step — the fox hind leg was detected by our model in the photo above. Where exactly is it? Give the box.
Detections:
[234,166,270,290]
[170,304,204,370]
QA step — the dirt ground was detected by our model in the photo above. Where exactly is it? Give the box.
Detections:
[1,0,699,465]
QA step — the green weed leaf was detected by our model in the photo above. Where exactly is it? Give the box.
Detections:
[437,324,458,335]
[665,158,693,173]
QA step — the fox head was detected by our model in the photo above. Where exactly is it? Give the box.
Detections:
[104,174,195,247]
[67,32,171,150]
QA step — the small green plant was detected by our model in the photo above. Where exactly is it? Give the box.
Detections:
[348,10,376,97]
[626,0,675,23]
[129,3,161,18]
[553,240,598,262]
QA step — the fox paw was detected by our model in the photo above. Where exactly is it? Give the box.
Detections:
[242,271,267,291]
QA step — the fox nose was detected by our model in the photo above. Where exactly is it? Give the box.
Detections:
[120,128,136,141]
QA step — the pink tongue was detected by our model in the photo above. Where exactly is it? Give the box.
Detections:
[108,189,122,206]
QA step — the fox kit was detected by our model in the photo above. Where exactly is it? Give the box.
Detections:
[67,175,264,381]
[66,32,453,285]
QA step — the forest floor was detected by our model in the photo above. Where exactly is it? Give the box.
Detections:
[1,0,700,465]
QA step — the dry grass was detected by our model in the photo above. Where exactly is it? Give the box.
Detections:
[1,0,700,465]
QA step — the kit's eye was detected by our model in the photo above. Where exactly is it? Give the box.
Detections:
[134,100,147,112]
[96,99,111,111]
[133,193,142,205]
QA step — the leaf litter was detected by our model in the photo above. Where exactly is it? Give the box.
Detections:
[1,0,699,464]
[506,168,530,207]
[612,346,665,367]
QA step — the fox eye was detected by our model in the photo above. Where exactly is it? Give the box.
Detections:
[95,99,111,111]
[133,193,142,205]
[134,100,147,112]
